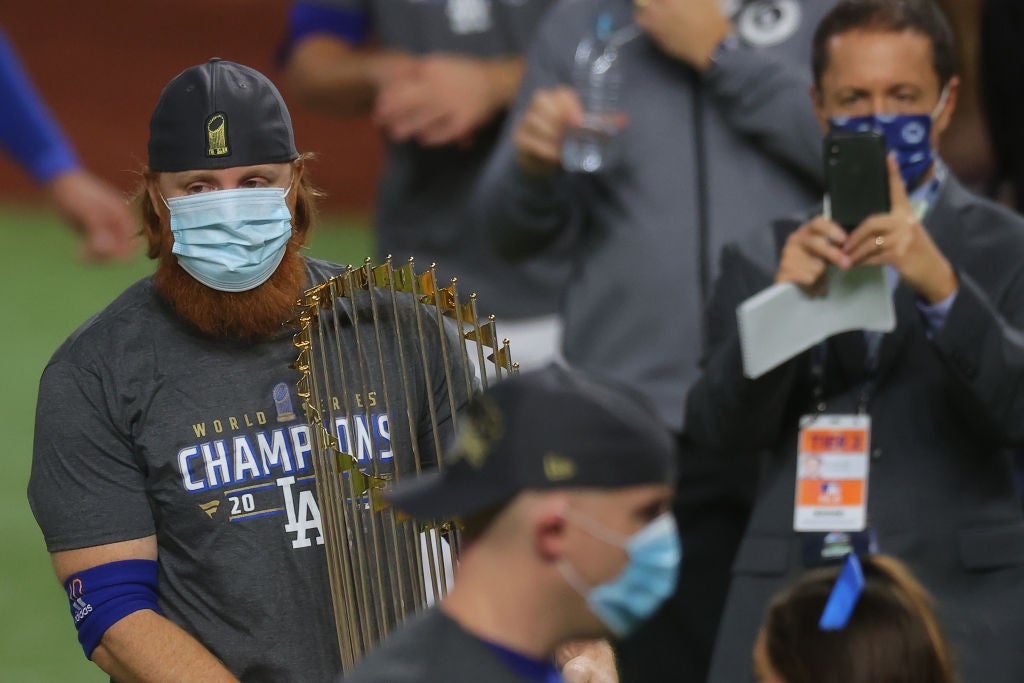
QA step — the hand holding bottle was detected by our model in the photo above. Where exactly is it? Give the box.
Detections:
[513,86,585,175]
[560,13,633,173]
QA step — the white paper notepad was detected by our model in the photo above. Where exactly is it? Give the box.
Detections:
[737,265,896,379]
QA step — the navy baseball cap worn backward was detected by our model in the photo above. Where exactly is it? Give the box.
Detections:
[148,58,298,172]
[386,365,677,519]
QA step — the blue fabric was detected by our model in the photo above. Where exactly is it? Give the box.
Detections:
[482,639,563,683]
[583,513,681,638]
[829,112,935,190]
[287,3,369,48]
[0,28,79,184]
[818,553,865,631]
[916,290,957,338]
[64,559,162,658]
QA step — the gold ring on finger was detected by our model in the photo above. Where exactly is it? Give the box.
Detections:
[874,235,886,249]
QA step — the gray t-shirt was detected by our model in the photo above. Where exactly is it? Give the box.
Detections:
[296,0,571,320]
[28,257,471,682]
[343,608,552,683]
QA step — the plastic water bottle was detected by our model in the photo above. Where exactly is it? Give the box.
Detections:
[562,13,623,174]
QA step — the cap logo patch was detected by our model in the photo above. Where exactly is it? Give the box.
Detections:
[543,452,576,482]
[206,112,229,157]
[455,421,490,469]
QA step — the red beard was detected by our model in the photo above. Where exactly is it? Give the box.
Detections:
[153,239,308,342]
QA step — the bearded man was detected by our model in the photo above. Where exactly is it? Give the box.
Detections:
[27,58,467,682]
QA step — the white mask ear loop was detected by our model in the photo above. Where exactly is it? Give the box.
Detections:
[282,162,301,198]
[159,193,170,211]
[562,507,629,548]
[557,558,592,598]
[931,84,950,120]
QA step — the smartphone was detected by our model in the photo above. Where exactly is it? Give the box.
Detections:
[824,130,890,230]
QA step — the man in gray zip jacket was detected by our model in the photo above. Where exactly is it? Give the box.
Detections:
[473,0,837,680]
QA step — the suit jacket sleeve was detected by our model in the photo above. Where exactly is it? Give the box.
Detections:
[931,267,1024,446]
[685,242,805,452]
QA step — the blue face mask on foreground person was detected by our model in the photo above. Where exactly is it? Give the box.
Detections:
[560,511,682,637]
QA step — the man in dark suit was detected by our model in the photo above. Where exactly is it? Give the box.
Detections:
[686,2,1024,681]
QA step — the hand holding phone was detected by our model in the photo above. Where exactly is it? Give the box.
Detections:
[824,130,890,231]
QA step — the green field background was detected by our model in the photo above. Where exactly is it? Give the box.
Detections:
[0,205,371,681]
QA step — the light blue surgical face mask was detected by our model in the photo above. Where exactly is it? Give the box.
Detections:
[163,185,294,292]
[828,85,950,191]
[559,511,681,638]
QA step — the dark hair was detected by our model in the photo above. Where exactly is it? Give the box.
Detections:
[131,152,323,260]
[762,555,958,683]
[812,0,957,88]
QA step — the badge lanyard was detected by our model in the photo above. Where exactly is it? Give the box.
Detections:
[794,340,879,534]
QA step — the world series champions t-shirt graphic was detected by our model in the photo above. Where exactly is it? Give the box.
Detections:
[176,381,395,549]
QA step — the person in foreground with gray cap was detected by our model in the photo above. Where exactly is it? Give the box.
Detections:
[343,365,681,683]
[27,58,465,682]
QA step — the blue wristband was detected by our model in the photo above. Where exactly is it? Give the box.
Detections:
[65,559,162,658]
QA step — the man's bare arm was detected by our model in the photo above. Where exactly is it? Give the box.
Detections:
[53,536,238,683]
[284,34,415,117]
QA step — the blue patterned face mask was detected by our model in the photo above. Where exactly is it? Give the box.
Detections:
[829,86,949,190]
[559,512,681,637]
[164,186,293,292]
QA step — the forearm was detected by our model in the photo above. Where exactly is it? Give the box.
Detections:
[0,29,79,183]
[92,610,238,683]
[479,56,526,115]
[285,36,409,117]
[475,145,574,262]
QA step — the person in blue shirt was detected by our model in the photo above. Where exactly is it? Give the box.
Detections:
[0,28,134,261]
